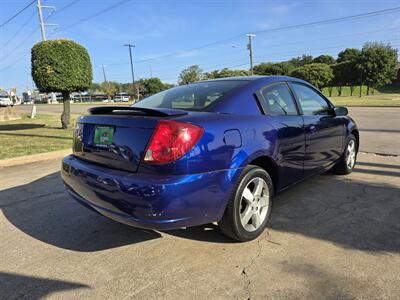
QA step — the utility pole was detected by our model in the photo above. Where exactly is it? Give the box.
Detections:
[36,0,56,41]
[100,64,107,82]
[359,55,363,98]
[124,43,136,99]
[37,0,46,40]
[246,33,255,75]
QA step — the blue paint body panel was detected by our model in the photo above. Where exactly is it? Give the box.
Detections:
[61,76,358,230]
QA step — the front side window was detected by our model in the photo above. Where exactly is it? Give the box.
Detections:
[260,83,298,115]
[291,83,332,116]
[133,80,247,111]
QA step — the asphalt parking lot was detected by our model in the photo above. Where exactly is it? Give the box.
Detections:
[1,152,399,299]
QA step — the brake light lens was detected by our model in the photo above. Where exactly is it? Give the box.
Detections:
[143,120,204,164]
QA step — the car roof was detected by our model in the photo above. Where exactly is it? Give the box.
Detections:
[201,75,306,85]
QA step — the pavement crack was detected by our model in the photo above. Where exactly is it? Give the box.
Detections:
[240,235,265,300]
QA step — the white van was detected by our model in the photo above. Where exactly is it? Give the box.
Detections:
[113,92,130,102]
[0,92,13,107]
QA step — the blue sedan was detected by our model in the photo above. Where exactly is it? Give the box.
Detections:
[61,76,358,241]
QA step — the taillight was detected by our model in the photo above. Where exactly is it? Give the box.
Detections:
[143,120,204,164]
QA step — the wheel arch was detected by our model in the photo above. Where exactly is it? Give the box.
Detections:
[351,128,360,152]
[247,155,279,194]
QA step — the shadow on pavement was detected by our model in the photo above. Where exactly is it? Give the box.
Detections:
[357,161,400,170]
[0,272,89,299]
[0,173,161,252]
[0,132,72,140]
[270,171,400,252]
[1,166,399,252]
[0,123,45,131]
[359,129,400,133]
[165,223,236,244]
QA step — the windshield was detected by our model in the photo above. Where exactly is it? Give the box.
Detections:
[133,80,247,111]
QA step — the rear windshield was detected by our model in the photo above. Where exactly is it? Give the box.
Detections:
[133,80,247,111]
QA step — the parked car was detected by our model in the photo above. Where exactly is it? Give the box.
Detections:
[113,92,130,102]
[61,76,358,241]
[0,92,13,107]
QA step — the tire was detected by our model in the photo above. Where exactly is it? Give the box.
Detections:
[332,134,358,175]
[218,165,273,242]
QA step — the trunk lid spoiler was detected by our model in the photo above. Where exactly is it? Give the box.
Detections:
[88,106,188,117]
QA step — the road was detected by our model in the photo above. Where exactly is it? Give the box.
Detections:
[0,152,399,299]
[17,104,400,155]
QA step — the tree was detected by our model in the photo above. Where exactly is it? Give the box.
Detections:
[90,82,101,92]
[337,48,361,63]
[138,77,171,97]
[290,63,333,89]
[335,48,361,96]
[253,62,293,76]
[289,54,314,67]
[204,68,249,79]
[178,65,203,85]
[360,42,398,95]
[331,63,346,96]
[31,39,92,128]
[313,55,336,65]
[100,81,118,99]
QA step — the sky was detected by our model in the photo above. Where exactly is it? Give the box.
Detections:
[1,0,400,93]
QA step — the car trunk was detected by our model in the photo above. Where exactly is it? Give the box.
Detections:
[72,106,187,172]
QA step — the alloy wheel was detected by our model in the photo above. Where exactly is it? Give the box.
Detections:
[346,139,356,169]
[239,177,270,232]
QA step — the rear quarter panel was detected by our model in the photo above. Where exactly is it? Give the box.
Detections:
[138,113,279,175]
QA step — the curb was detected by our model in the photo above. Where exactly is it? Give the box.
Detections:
[0,149,72,168]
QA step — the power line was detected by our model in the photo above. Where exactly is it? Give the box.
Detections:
[252,6,400,35]
[51,0,80,16]
[155,40,400,82]
[55,0,131,33]
[253,38,400,61]
[101,6,400,66]
[0,0,36,28]
[0,26,39,62]
[0,10,36,50]
[104,25,400,69]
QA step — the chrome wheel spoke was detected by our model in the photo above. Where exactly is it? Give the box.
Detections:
[252,212,262,229]
[242,188,254,203]
[241,207,253,226]
[259,195,269,208]
[253,178,264,197]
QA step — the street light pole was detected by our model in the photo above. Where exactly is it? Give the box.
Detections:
[246,33,255,75]
[124,43,136,100]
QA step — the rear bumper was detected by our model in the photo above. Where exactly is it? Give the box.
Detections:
[61,155,241,230]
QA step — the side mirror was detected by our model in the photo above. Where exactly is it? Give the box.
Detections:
[334,106,348,116]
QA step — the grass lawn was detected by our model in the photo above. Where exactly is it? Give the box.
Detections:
[330,94,400,107]
[320,85,400,106]
[0,114,76,159]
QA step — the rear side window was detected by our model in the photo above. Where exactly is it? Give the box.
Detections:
[133,80,247,111]
[291,83,332,116]
[260,83,298,115]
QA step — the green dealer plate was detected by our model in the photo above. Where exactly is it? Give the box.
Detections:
[94,126,114,146]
